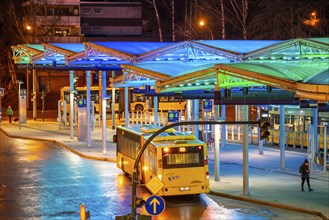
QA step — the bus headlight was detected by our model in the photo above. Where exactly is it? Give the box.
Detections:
[143,166,148,171]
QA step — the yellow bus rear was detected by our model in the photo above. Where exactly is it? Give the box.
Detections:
[142,140,209,196]
[116,124,209,196]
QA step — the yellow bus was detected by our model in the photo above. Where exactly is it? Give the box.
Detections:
[115,124,210,196]
[60,86,186,113]
[269,106,329,149]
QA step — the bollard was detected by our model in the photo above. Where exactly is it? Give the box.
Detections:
[132,111,135,125]
[80,204,90,220]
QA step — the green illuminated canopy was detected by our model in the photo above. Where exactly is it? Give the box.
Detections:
[11,38,329,101]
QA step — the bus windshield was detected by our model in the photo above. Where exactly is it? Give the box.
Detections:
[162,146,204,169]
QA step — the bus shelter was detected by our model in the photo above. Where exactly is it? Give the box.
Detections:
[11,38,329,191]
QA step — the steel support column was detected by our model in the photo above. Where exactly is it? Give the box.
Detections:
[32,69,37,120]
[153,86,159,125]
[193,99,199,137]
[258,106,264,155]
[111,71,115,130]
[221,105,226,147]
[101,70,107,154]
[69,70,75,140]
[243,105,249,195]
[214,85,221,181]
[312,108,319,153]
[280,105,286,170]
[26,69,29,110]
[125,86,129,126]
[86,71,91,147]
[323,124,327,173]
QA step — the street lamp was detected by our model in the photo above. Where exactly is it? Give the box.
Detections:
[303,11,320,27]
[199,20,214,40]
[16,80,24,129]
[26,25,31,43]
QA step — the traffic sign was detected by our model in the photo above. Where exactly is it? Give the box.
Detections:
[167,111,179,122]
[145,195,165,216]
[77,99,86,107]
[203,100,212,112]
[145,176,164,195]
[0,88,4,96]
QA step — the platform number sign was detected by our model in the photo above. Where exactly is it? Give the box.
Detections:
[145,195,166,216]
[203,100,212,112]
[77,99,86,107]
[167,111,179,122]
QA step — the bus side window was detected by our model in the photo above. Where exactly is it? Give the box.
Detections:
[160,96,168,102]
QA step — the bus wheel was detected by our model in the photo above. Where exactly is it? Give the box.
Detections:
[135,104,144,111]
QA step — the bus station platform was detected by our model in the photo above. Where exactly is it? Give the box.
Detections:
[0,119,328,219]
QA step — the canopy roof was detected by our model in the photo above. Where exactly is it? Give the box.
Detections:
[11,38,329,101]
[11,39,283,66]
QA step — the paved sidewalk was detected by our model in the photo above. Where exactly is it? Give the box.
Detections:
[0,119,328,219]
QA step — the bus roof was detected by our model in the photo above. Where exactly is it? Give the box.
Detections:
[145,131,196,142]
[151,138,205,148]
[118,124,175,134]
[117,124,197,142]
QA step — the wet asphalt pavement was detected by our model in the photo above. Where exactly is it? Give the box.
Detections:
[1,132,323,220]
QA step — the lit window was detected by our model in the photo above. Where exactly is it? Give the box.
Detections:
[82,8,91,14]
[93,8,102,14]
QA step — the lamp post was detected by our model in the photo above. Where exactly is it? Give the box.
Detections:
[16,80,24,129]
[199,20,214,40]
[26,25,31,43]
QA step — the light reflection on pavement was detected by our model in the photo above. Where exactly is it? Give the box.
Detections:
[0,132,321,219]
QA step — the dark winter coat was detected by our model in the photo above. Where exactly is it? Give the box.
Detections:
[300,163,310,178]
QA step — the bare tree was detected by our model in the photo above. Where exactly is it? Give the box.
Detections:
[175,0,199,40]
[197,0,226,40]
[171,0,175,41]
[0,0,66,104]
[248,0,329,39]
[220,0,225,39]
[145,0,163,42]
[159,0,175,41]
[230,0,248,39]
[0,0,26,93]
[24,0,65,43]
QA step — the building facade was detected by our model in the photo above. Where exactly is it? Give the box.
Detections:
[24,0,143,43]
[80,1,142,37]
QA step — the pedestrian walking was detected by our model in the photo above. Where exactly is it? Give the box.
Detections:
[299,159,313,192]
[6,106,13,123]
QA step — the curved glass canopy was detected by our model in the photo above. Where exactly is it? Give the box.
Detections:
[11,38,329,101]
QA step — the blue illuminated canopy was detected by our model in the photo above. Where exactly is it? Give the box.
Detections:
[11,38,329,101]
